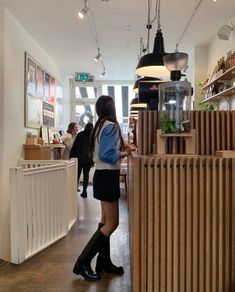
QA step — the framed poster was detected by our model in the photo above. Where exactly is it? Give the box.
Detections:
[43,72,50,102]
[56,84,63,101]
[36,66,44,98]
[49,76,56,104]
[25,94,43,128]
[25,55,36,96]
[43,101,55,127]
[24,52,58,129]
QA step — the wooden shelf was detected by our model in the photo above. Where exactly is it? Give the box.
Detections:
[201,65,235,90]
[160,132,193,137]
[200,85,235,103]
[156,129,196,155]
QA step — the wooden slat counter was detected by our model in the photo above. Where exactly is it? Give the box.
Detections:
[128,154,235,292]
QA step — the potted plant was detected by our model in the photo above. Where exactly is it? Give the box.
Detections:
[198,101,216,111]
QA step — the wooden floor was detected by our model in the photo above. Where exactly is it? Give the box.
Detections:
[0,185,131,292]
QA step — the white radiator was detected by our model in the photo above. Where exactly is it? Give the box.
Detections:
[10,159,77,264]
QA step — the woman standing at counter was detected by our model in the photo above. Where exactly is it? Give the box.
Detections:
[73,95,131,281]
[61,122,78,160]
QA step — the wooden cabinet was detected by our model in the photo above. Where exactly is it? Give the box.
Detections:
[201,65,235,107]
[23,144,65,160]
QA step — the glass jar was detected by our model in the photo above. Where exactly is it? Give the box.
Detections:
[158,81,192,133]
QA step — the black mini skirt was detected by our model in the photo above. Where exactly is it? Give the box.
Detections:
[93,169,120,202]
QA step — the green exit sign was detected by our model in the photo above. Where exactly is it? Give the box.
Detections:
[74,73,89,82]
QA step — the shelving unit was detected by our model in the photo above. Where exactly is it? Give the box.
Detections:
[201,65,235,90]
[200,85,235,103]
[201,65,235,105]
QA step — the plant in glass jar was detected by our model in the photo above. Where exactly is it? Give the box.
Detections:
[159,114,177,133]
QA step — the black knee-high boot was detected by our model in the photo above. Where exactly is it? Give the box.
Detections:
[95,223,124,274]
[73,229,107,281]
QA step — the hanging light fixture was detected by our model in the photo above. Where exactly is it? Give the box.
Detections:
[130,106,144,114]
[133,76,161,93]
[135,0,169,77]
[130,110,139,115]
[130,97,147,108]
[79,0,107,79]
[129,113,139,119]
[78,0,89,19]
[94,48,101,62]
[163,52,188,81]
[100,63,106,77]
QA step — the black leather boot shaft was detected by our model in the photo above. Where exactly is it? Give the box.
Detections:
[73,229,107,281]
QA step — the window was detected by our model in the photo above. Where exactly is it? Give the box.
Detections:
[75,103,95,129]
[70,80,135,139]
[75,86,97,99]
[102,84,135,140]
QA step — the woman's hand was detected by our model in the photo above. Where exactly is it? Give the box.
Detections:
[120,144,132,158]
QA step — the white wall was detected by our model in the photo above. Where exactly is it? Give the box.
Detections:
[194,46,208,108]
[207,31,235,75]
[0,9,68,261]
[208,32,235,110]
[63,77,72,129]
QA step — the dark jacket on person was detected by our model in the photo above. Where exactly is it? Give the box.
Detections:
[70,127,93,166]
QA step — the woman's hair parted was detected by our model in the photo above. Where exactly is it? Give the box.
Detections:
[90,95,124,154]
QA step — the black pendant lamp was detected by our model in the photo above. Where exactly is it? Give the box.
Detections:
[133,76,161,93]
[135,0,169,78]
[130,97,147,108]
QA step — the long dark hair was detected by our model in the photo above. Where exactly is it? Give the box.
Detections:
[90,95,124,154]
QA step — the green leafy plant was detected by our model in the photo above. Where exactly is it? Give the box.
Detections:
[159,114,177,133]
[198,101,216,111]
[197,80,208,97]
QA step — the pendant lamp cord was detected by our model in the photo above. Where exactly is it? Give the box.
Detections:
[146,0,160,53]
[175,0,203,51]
[157,0,161,31]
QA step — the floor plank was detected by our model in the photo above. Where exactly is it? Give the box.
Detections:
[0,185,131,292]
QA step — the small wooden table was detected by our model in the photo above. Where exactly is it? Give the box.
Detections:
[156,129,196,155]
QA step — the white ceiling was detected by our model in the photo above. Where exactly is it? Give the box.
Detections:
[0,0,235,81]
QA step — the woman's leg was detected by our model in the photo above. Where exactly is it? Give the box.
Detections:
[73,228,107,281]
[82,165,91,192]
[77,164,83,191]
[95,200,124,274]
[99,202,106,225]
[100,200,119,237]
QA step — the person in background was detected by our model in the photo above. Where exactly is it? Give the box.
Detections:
[70,122,94,197]
[61,122,78,160]
[73,95,131,281]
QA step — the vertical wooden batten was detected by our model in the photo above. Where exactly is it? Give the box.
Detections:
[137,110,235,155]
[129,156,235,292]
